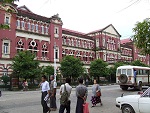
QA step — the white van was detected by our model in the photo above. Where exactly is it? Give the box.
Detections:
[116,65,150,90]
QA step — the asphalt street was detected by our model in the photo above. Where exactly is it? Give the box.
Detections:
[0,85,139,113]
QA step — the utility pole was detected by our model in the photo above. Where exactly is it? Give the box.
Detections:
[54,42,57,81]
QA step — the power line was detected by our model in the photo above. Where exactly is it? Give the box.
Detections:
[117,0,141,13]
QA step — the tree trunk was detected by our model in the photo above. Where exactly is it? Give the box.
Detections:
[97,76,100,83]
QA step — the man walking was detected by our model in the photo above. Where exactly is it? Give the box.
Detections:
[76,78,88,113]
[40,75,50,113]
[50,75,57,111]
[59,78,72,113]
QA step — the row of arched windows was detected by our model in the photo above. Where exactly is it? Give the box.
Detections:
[16,39,49,59]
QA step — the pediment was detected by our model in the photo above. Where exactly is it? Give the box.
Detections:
[0,4,18,13]
[103,24,121,37]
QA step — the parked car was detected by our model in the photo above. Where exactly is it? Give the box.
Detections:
[116,87,150,113]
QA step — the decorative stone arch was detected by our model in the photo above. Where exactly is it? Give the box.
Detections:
[0,4,18,14]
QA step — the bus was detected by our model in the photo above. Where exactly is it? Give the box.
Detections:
[116,65,150,90]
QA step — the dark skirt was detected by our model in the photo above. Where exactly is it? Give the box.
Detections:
[91,96,101,105]
[50,93,57,109]
[76,97,84,113]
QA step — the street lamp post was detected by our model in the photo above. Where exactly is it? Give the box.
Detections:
[54,42,57,81]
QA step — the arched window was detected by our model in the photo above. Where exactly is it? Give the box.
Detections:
[3,68,8,76]
[42,43,48,59]
[28,40,38,56]
[17,39,24,53]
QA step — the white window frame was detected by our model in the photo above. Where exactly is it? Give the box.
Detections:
[16,20,20,28]
[4,13,11,26]
[3,43,9,54]
[45,26,48,34]
[41,26,44,34]
[103,38,105,47]
[82,41,84,48]
[35,24,38,32]
[54,27,59,34]
[78,40,80,47]
[71,39,74,46]
[63,37,66,45]
[55,47,59,60]
[31,24,35,31]
[2,40,10,58]
[21,21,25,29]
[27,22,31,30]
[54,26,59,38]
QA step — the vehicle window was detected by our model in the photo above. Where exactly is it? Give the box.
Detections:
[143,92,150,97]
[137,70,140,75]
[143,70,147,75]
[127,69,132,75]
[122,69,126,74]
[139,70,143,75]
[117,69,121,75]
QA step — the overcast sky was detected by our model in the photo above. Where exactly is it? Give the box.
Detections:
[15,0,150,39]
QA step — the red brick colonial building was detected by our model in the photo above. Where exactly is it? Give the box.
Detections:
[121,38,150,65]
[0,3,149,77]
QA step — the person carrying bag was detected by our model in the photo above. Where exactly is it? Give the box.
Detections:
[59,78,72,113]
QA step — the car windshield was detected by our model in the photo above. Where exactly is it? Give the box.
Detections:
[141,87,150,97]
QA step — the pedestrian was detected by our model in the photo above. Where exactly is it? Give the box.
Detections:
[85,78,89,87]
[22,80,28,91]
[40,75,51,113]
[76,78,88,113]
[91,79,102,107]
[134,69,137,83]
[59,77,72,113]
[49,75,57,111]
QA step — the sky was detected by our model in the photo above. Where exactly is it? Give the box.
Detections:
[15,0,150,39]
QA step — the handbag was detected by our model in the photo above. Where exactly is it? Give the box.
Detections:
[96,85,101,97]
[83,102,89,113]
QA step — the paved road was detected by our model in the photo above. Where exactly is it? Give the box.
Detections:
[0,85,139,113]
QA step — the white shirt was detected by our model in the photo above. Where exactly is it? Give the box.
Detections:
[41,81,50,92]
[60,83,72,99]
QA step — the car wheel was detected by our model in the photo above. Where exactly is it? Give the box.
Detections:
[121,86,128,91]
[122,105,135,113]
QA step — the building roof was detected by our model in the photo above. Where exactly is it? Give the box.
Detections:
[87,24,121,37]
[121,38,132,44]
[17,5,50,23]
[17,5,33,13]
[62,28,94,40]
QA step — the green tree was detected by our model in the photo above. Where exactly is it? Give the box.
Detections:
[60,56,84,79]
[133,18,150,55]
[41,65,54,79]
[131,60,148,67]
[89,59,108,82]
[0,0,18,3]
[1,75,10,86]
[11,51,40,80]
[108,62,126,82]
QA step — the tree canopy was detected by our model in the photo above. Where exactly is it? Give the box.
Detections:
[133,18,150,55]
[11,51,40,80]
[60,56,84,78]
[0,0,18,3]
[41,65,54,77]
[131,60,148,67]
[89,59,108,80]
[1,75,10,85]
